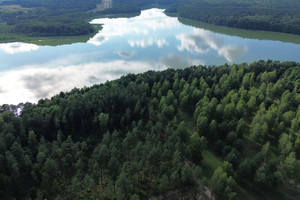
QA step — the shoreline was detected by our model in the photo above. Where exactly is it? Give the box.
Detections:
[169,14,300,44]
[2,9,300,46]
[0,12,139,46]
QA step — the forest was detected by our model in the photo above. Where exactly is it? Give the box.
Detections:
[0,0,101,37]
[1,60,300,199]
[1,0,300,38]
[110,0,300,35]
[166,0,300,35]
[100,0,300,35]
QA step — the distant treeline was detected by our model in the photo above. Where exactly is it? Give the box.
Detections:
[106,0,300,35]
[2,0,300,37]
[166,0,300,35]
[0,0,100,37]
[13,20,95,37]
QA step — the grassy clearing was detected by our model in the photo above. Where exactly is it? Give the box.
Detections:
[176,16,300,44]
[179,111,195,135]
[88,12,140,20]
[201,150,223,178]
[0,4,32,13]
[178,111,223,178]
[237,179,300,200]
[177,110,300,199]
[200,148,299,200]
[242,135,261,157]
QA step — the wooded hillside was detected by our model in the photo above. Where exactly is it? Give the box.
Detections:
[166,0,300,35]
[1,60,300,199]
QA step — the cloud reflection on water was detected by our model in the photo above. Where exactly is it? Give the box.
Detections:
[0,59,166,104]
[176,29,223,53]
[0,42,39,54]
[218,45,248,62]
[114,50,136,58]
[128,38,167,48]
[0,8,250,104]
[88,8,179,46]
[89,9,246,63]
[160,54,204,69]
[176,28,246,62]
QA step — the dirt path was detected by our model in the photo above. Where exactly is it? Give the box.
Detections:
[184,160,216,200]
[91,0,112,12]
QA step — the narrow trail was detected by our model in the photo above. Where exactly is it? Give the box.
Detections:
[92,0,112,12]
[184,160,216,200]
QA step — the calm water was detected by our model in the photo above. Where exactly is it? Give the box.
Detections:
[1,8,300,104]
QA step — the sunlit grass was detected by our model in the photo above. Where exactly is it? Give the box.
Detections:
[201,150,223,178]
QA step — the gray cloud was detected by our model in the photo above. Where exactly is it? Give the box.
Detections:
[160,54,191,68]
[89,35,108,46]
[21,73,61,99]
[176,28,247,62]
[176,28,223,54]
[114,51,136,58]
[160,54,204,69]
[87,76,101,84]
[0,87,6,94]
[218,45,247,62]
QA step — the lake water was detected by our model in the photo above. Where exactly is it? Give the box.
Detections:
[1,8,300,105]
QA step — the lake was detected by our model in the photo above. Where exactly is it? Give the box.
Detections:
[1,8,300,105]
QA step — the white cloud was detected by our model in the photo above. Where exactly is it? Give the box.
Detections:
[88,35,108,46]
[0,42,39,54]
[176,28,223,54]
[176,28,247,62]
[128,38,167,48]
[217,45,248,62]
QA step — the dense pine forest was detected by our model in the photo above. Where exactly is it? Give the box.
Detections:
[1,60,300,199]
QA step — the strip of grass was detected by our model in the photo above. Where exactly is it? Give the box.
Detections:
[174,16,300,44]
[177,111,300,199]
[178,111,195,135]
[0,4,32,13]
[89,12,140,19]
[200,149,300,200]
[178,112,224,178]
[237,178,300,200]
[178,112,223,178]
[201,150,223,178]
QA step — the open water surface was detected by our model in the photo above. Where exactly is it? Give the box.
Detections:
[1,8,300,104]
